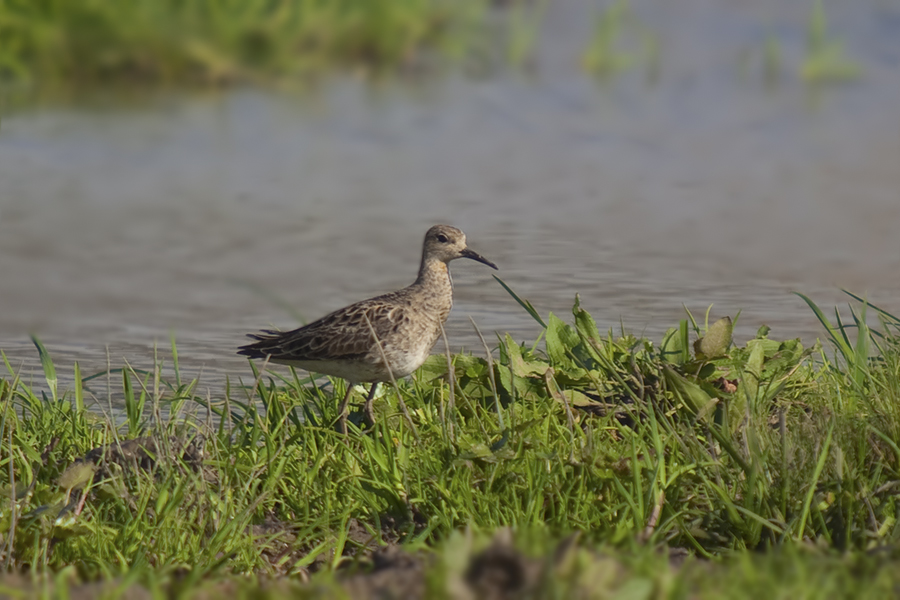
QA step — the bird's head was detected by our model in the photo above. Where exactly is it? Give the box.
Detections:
[423,224,497,269]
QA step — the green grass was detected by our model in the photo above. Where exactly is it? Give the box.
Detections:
[742,0,862,89]
[0,0,866,93]
[2,286,900,596]
[581,0,658,81]
[0,0,489,87]
[801,0,862,83]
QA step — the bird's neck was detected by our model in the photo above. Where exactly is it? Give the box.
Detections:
[410,257,454,324]
[414,257,453,291]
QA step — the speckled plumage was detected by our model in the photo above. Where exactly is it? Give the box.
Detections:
[237,224,497,432]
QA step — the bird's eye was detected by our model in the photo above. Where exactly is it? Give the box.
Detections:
[436,234,449,243]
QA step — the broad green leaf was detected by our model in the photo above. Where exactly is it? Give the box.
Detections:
[31,335,57,402]
[745,340,766,376]
[660,327,685,365]
[418,354,452,382]
[740,340,766,407]
[552,367,590,386]
[417,354,485,383]
[504,335,546,378]
[573,294,602,345]
[663,366,713,415]
[763,339,806,375]
[497,336,545,401]
[694,316,733,360]
[561,389,596,408]
[546,313,580,367]
[541,367,596,410]
[747,338,782,358]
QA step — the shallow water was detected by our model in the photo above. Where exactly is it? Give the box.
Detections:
[1,0,899,396]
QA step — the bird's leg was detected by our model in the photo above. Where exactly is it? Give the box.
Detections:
[363,383,379,428]
[336,383,354,435]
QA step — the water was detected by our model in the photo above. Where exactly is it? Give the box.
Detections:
[1,0,899,396]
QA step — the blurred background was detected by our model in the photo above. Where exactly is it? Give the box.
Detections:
[1,0,898,387]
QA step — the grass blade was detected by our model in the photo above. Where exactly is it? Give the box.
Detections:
[796,419,834,541]
[793,292,855,363]
[493,275,547,328]
[30,335,57,403]
[842,289,900,326]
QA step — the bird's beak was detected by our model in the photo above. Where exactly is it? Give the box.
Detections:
[461,247,498,270]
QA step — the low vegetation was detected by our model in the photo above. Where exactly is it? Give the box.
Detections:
[1,282,899,597]
[0,0,861,91]
[0,0,489,87]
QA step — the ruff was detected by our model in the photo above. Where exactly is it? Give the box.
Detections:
[237,224,497,432]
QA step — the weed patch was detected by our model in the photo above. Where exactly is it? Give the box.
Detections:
[1,287,899,595]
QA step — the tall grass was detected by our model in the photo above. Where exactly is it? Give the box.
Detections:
[581,0,658,80]
[0,0,488,87]
[1,287,899,595]
[801,0,861,83]
[0,0,867,92]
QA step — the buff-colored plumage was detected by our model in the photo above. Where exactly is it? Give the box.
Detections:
[238,224,497,432]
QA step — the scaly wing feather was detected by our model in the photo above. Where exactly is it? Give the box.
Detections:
[237,294,412,363]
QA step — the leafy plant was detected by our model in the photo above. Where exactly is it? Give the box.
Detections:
[1,287,900,596]
[801,0,861,83]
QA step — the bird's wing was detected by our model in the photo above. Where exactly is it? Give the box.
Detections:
[237,298,412,362]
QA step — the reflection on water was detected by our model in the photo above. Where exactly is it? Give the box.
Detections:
[1,0,899,394]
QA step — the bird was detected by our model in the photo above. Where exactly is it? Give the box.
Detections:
[237,224,498,433]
